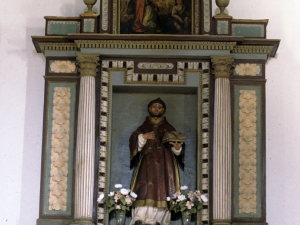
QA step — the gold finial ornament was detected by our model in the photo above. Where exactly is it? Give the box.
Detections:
[83,0,97,14]
[215,0,230,16]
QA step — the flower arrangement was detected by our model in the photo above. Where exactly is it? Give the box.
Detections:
[97,184,138,213]
[167,185,208,214]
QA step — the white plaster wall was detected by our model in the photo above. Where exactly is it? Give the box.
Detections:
[0,0,298,224]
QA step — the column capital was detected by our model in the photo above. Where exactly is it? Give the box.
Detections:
[211,55,234,79]
[76,53,100,77]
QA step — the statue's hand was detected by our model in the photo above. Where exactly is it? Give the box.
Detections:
[143,131,155,140]
[169,141,183,150]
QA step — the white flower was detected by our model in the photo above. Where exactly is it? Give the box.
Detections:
[130,192,138,198]
[177,194,186,201]
[200,194,208,203]
[180,185,188,190]
[108,191,114,197]
[166,197,171,201]
[97,193,104,203]
[120,188,130,195]
[115,184,122,188]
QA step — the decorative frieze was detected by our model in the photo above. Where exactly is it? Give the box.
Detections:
[48,87,71,211]
[39,43,78,53]
[233,46,273,55]
[234,63,261,76]
[74,40,236,51]
[49,60,76,73]
[238,90,257,214]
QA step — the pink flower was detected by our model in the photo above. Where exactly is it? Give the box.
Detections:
[186,201,194,209]
[188,191,195,200]
[125,196,132,204]
[173,191,180,198]
[114,191,121,202]
[116,205,121,210]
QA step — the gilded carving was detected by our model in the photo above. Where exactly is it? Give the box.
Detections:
[76,53,100,77]
[233,45,273,55]
[137,62,174,70]
[39,43,78,53]
[50,60,76,73]
[74,40,236,51]
[211,55,234,79]
[235,63,261,76]
[238,90,257,213]
[48,87,71,211]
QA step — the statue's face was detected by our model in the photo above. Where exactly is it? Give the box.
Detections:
[148,103,165,117]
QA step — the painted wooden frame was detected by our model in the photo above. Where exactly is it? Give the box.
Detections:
[99,0,212,35]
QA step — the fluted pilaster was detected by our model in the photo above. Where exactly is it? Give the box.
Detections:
[72,53,100,225]
[211,55,234,225]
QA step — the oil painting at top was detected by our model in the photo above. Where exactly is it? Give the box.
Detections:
[120,0,192,34]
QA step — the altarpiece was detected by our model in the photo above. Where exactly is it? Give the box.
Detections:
[32,1,280,225]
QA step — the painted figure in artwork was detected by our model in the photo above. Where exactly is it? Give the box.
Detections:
[167,0,191,34]
[120,0,191,34]
[129,98,185,225]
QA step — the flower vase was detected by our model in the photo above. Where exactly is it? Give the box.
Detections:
[181,211,191,225]
[115,210,126,225]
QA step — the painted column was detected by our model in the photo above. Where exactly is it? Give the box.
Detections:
[211,55,234,225]
[72,53,100,225]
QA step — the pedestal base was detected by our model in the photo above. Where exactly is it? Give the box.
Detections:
[70,218,95,225]
[232,223,268,225]
[37,218,73,225]
[212,219,231,225]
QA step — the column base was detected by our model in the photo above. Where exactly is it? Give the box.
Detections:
[212,219,231,225]
[232,223,268,225]
[37,218,73,225]
[70,218,95,225]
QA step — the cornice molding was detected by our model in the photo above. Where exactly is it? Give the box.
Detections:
[74,40,236,51]
[32,35,280,57]
[233,45,274,55]
[39,42,78,52]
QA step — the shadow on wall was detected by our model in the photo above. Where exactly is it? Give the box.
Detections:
[18,22,46,225]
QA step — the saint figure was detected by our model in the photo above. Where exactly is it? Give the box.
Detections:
[129,98,184,225]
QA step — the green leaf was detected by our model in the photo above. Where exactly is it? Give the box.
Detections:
[197,204,202,210]
[191,208,196,214]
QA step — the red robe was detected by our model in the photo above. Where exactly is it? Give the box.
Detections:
[130,116,183,209]
[132,0,145,32]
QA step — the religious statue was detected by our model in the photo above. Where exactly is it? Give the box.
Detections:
[129,98,185,225]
